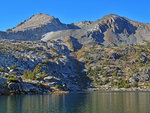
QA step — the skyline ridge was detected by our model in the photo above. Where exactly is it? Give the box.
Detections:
[2,13,150,32]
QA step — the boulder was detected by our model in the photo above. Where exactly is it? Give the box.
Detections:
[48,82,57,87]
[129,77,137,84]
[44,76,59,83]
[133,73,150,82]
[139,55,148,63]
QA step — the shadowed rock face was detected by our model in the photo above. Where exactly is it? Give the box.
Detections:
[1,13,150,46]
[99,14,137,34]
[63,36,82,52]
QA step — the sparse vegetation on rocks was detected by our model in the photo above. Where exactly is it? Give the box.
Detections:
[1,13,150,94]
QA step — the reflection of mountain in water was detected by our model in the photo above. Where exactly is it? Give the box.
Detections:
[0,92,150,113]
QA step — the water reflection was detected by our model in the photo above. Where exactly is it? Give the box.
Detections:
[0,92,150,113]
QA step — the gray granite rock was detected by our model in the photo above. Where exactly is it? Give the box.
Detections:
[8,82,40,93]
[0,76,7,88]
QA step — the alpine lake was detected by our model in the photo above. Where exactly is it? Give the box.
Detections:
[0,91,150,113]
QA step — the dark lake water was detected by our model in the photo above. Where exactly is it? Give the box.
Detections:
[0,91,150,113]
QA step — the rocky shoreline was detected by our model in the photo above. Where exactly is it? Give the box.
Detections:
[0,76,70,95]
[0,84,69,96]
[2,84,150,96]
[87,87,150,92]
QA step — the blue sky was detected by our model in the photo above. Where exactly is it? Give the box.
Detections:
[0,0,150,31]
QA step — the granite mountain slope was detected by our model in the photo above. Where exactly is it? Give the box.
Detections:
[0,13,78,41]
[1,13,150,46]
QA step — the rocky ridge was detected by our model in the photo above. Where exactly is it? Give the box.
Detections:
[1,13,150,46]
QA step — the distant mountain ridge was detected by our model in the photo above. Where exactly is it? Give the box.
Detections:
[1,13,150,46]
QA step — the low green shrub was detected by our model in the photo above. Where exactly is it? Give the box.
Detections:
[23,63,48,80]
[7,77,19,83]
[0,67,5,72]
[10,65,18,70]
[55,84,61,89]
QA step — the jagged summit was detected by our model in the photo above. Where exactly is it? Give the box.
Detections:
[10,13,61,32]
[101,14,121,20]
[99,14,128,24]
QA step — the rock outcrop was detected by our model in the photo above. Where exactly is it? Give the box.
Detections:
[131,67,150,82]
[8,82,40,93]
[0,39,88,93]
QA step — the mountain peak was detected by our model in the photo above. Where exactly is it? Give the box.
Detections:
[32,13,54,19]
[102,14,120,19]
[10,13,57,32]
[100,14,126,23]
